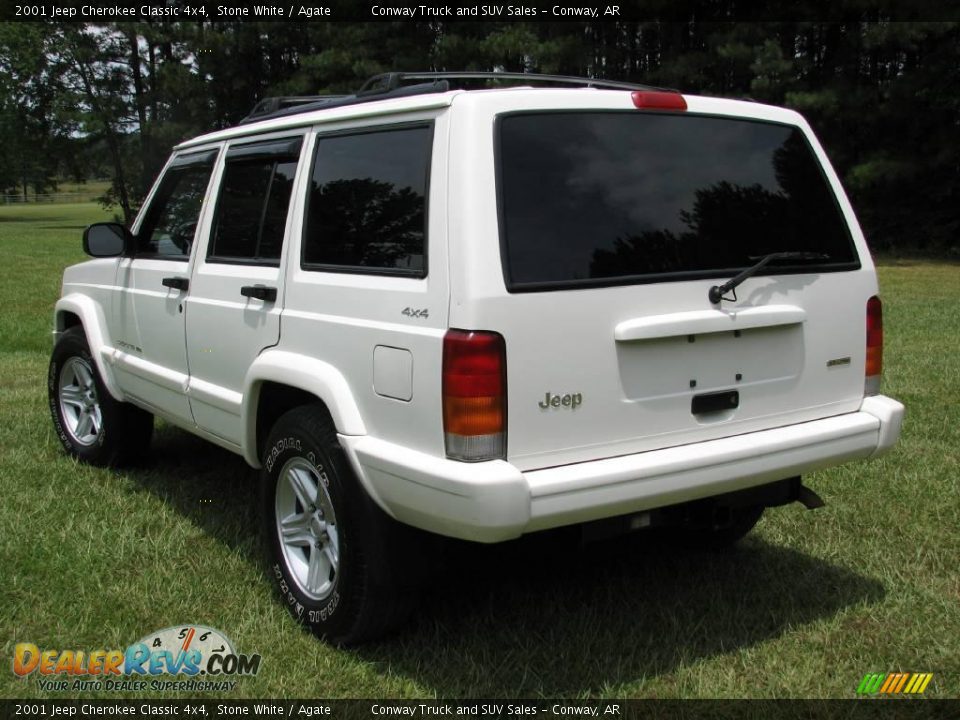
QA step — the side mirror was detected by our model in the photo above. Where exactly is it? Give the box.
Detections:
[83,222,132,258]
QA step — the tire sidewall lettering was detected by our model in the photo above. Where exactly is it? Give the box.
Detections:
[309,591,339,623]
[264,437,301,473]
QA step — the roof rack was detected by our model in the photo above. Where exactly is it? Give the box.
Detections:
[358,71,662,93]
[244,95,348,121]
[239,81,449,125]
[240,71,669,125]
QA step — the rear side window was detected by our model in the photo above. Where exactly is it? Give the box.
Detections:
[498,112,858,291]
[208,137,302,265]
[303,125,431,276]
[137,153,216,258]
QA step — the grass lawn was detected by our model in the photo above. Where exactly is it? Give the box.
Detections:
[1,202,957,700]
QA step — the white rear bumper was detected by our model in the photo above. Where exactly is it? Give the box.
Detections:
[340,395,904,542]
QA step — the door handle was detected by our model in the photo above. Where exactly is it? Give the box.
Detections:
[162,276,189,291]
[240,285,277,302]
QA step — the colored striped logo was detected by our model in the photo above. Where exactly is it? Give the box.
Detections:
[857,672,933,695]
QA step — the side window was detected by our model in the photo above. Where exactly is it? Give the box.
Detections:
[208,138,302,264]
[137,153,215,258]
[303,125,431,276]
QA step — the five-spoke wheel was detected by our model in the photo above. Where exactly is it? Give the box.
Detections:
[57,356,103,446]
[275,457,341,600]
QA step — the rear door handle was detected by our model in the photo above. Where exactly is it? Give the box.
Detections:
[240,285,277,302]
[161,276,189,292]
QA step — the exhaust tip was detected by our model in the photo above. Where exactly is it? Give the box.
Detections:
[797,484,826,510]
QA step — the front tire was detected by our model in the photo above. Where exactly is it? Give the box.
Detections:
[261,404,423,644]
[48,326,153,466]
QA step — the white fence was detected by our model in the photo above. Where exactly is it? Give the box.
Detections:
[2,191,105,204]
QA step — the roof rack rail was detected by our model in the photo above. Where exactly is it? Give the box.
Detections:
[239,71,673,126]
[238,80,449,125]
[243,95,348,122]
[358,71,664,93]
[242,95,349,123]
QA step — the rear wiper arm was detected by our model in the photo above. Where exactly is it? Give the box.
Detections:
[708,251,831,304]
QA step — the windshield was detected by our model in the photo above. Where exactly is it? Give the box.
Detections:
[498,112,859,291]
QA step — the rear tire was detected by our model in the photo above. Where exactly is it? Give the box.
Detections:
[260,404,423,644]
[48,326,153,467]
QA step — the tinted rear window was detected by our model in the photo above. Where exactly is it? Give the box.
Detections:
[303,125,431,276]
[499,112,858,290]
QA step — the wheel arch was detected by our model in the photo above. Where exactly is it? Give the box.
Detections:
[242,351,367,468]
[54,295,125,401]
[55,310,83,334]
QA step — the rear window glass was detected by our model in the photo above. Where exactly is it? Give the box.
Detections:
[303,125,431,276]
[498,112,858,290]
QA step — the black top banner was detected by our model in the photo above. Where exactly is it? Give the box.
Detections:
[3,0,959,22]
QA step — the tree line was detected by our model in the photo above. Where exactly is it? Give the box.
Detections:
[1,19,957,253]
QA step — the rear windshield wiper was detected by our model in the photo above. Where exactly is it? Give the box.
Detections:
[708,252,831,304]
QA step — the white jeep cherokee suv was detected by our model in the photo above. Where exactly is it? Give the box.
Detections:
[49,72,904,643]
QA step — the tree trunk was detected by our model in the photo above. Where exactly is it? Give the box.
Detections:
[124,27,151,194]
[147,41,158,122]
[105,131,133,225]
[73,55,133,224]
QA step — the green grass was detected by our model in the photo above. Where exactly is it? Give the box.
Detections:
[1,203,958,700]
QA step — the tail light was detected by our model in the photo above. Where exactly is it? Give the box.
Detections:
[865,295,883,395]
[443,329,506,462]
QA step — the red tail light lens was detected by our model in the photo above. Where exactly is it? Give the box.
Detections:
[443,330,506,462]
[631,91,687,111]
[865,295,883,395]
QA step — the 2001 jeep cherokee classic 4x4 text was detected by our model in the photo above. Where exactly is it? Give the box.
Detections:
[49,72,904,643]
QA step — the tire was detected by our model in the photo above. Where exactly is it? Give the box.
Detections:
[48,326,154,467]
[261,404,423,645]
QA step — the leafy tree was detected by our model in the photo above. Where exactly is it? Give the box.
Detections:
[0,17,955,253]
[0,24,63,198]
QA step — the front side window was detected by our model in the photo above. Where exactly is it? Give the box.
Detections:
[208,138,302,264]
[303,125,431,275]
[137,154,215,258]
[498,112,859,291]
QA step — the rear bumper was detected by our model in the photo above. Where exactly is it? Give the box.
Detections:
[340,395,904,543]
